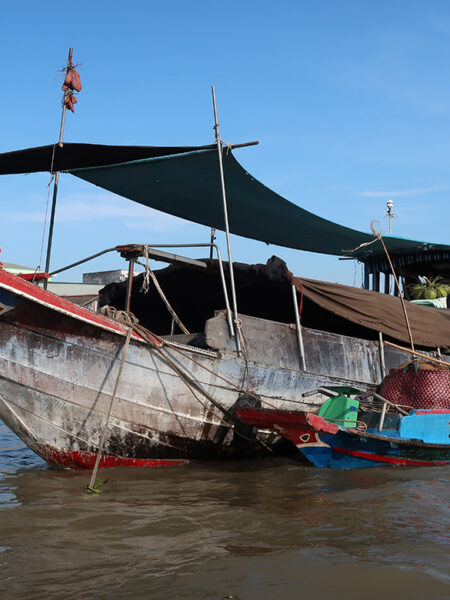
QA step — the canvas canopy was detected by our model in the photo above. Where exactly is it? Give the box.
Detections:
[69,149,450,259]
[0,143,448,260]
[293,275,450,348]
[0,142,215,174]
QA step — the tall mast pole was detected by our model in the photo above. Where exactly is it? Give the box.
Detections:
[43,47,73,290]
[211,86,240,352]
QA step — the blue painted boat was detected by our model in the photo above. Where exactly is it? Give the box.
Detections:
[236,401,450,469]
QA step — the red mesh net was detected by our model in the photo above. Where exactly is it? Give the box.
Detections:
[381,365,450,410]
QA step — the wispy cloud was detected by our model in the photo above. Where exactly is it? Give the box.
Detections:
[3,192,198,233]
[360,186,450,198]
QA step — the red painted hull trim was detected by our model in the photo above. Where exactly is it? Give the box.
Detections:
[0,268,154,344]
[41,446,189,469]
[333,447,448,466]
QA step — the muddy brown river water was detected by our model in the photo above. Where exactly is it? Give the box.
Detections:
[0,422,449,600]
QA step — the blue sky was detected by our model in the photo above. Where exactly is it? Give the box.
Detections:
[1,1,449,284]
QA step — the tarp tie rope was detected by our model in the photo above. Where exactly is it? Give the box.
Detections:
[370,221,415,352]
[138,246,190,335]
[140,244,151,293]
[343,220,415,352]
[221,140,233,155]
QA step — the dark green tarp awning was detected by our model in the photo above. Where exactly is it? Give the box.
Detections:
[1,142,448,259]
[69,148,450,259]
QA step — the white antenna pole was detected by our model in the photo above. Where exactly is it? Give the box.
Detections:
[386,199,394,234]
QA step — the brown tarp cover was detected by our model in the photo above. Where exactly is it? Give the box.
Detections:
[293,276,450,348]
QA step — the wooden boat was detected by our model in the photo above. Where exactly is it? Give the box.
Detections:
[237,389,450,468]
[0,142,449,469]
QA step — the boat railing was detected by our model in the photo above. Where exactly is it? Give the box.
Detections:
[47,242,236,339]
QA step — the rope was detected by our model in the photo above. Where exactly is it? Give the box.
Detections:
[87,326,132,493]
[101,306,139,327]
[140,244,151,293]
[37,145,58,273]
[376,232,415,352]
[134,322,273,452]
[138,247,189,334]
[166,340,278,409]
[234,317,251,386]
[221,139,233,155]
[103,309,274,452]
[296,279,304,319]
[345,221,415,352]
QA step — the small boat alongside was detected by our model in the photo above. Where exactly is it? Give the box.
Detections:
[237,385,450,469]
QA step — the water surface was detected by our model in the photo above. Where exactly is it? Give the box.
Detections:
[0,422,448,599]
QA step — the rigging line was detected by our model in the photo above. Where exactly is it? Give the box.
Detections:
[166,342,278,410]
[345,220,415,352]
[135,326,273,451]
[102,311,273,451]
[37,144,57,273]
[38,189,51,272]
[87,326,132,492]
[136,250,190,334]
[136,324,233,418]
[235,317,251,387]
[374,229,415,352]
[103,308,319,414]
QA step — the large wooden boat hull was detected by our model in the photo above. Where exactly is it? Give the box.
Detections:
[0,269,419,469]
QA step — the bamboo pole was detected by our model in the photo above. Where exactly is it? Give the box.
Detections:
[43,47,73,290]
[211,85,239,351]
[383,339,450,368]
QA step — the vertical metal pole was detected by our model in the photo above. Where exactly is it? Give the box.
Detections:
[211,85,240,351]
[363,263,370,290]
[125,259,135,312]
[209,228,216,260]
[291,284,306,371]
[373,272,380,292]
[43,47,73,290]
[378,331,386,378]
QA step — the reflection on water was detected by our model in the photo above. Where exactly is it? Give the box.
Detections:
[0,422,449,600]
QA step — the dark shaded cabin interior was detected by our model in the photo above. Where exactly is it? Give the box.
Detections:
[98,256,380,347]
